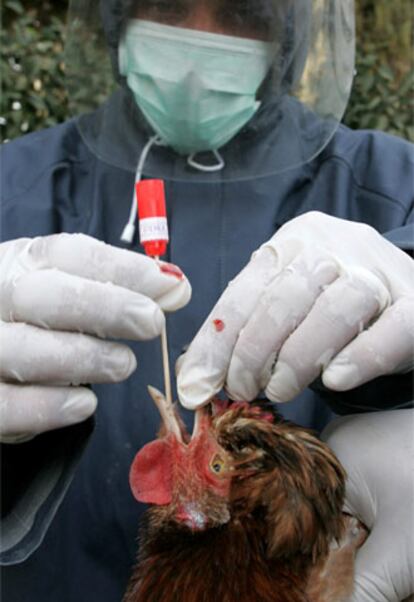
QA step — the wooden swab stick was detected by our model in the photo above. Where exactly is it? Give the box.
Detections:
[155,255,173,405]
[160,322,172,405]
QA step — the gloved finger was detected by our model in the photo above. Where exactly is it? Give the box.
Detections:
[1,268,165,340]
[174,352,186,377]
[323,296,414,390]
[0,322,137,385]
[225,256,338,400]
[177,247,281,409]
[350,527,414,602]
[1,234,191,312]
[349,484,414,602]
[322,411,414,528]
[265,270,389,402]
[0,382,97,442]
[323,411,414,602]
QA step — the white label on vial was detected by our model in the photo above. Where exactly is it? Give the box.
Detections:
[139,217,169,243]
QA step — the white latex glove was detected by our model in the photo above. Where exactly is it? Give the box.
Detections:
[322,410,414,602]
[0,234,191,442]
[177,212,414,409]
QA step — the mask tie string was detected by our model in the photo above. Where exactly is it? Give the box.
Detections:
[187,149,225,172]
[120,134,164,243]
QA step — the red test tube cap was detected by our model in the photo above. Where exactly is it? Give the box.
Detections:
[136,179,169,257]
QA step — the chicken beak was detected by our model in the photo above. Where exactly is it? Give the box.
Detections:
[147,385,209,443]
[191,406,209,440]
[147,385,183,443]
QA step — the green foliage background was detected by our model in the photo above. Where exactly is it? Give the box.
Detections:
[1,0,413,142]
[345,1,413,140]
[1,1,68,140]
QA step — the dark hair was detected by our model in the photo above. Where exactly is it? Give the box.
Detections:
[100,0,303,85]
[126,0,290,40]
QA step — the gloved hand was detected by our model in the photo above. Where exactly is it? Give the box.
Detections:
[177,212,414,409]
[322,410,414,602]
[0,234,191,442]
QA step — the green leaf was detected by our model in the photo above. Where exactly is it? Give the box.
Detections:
[376,114,390,131]
[5,1,24,15]
[399,71,414,96]
[377,65,394,81]
[366,97,382,110]
[406,126,414,142]
[360,55,377,67]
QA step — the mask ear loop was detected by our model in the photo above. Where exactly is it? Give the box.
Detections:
[120,135,165,243]
[187,149,225,172]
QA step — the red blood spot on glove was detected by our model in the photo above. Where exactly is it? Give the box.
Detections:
[213,319,225,332]
[159,263,184,279]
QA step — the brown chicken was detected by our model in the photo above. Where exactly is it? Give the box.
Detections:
[123,387,366,602]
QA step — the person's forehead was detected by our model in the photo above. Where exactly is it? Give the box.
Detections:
[133,0,217,22]
[130,0,278,40]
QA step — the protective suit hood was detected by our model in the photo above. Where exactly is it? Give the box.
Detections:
[65,0,355,182]
[99,0,129,82]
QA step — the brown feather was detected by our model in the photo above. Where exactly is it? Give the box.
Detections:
[123,400,365,602]
[215,403,346,567]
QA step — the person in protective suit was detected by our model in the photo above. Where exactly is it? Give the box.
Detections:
[1,1,413,601]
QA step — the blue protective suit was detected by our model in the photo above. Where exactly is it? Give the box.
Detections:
[1,109,413,601]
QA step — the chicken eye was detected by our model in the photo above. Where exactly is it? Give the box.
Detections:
[210,455,225,474]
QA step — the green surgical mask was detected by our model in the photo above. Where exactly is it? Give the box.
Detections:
[119,20,275,155]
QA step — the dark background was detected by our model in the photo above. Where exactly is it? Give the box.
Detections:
[1,0,413,142]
